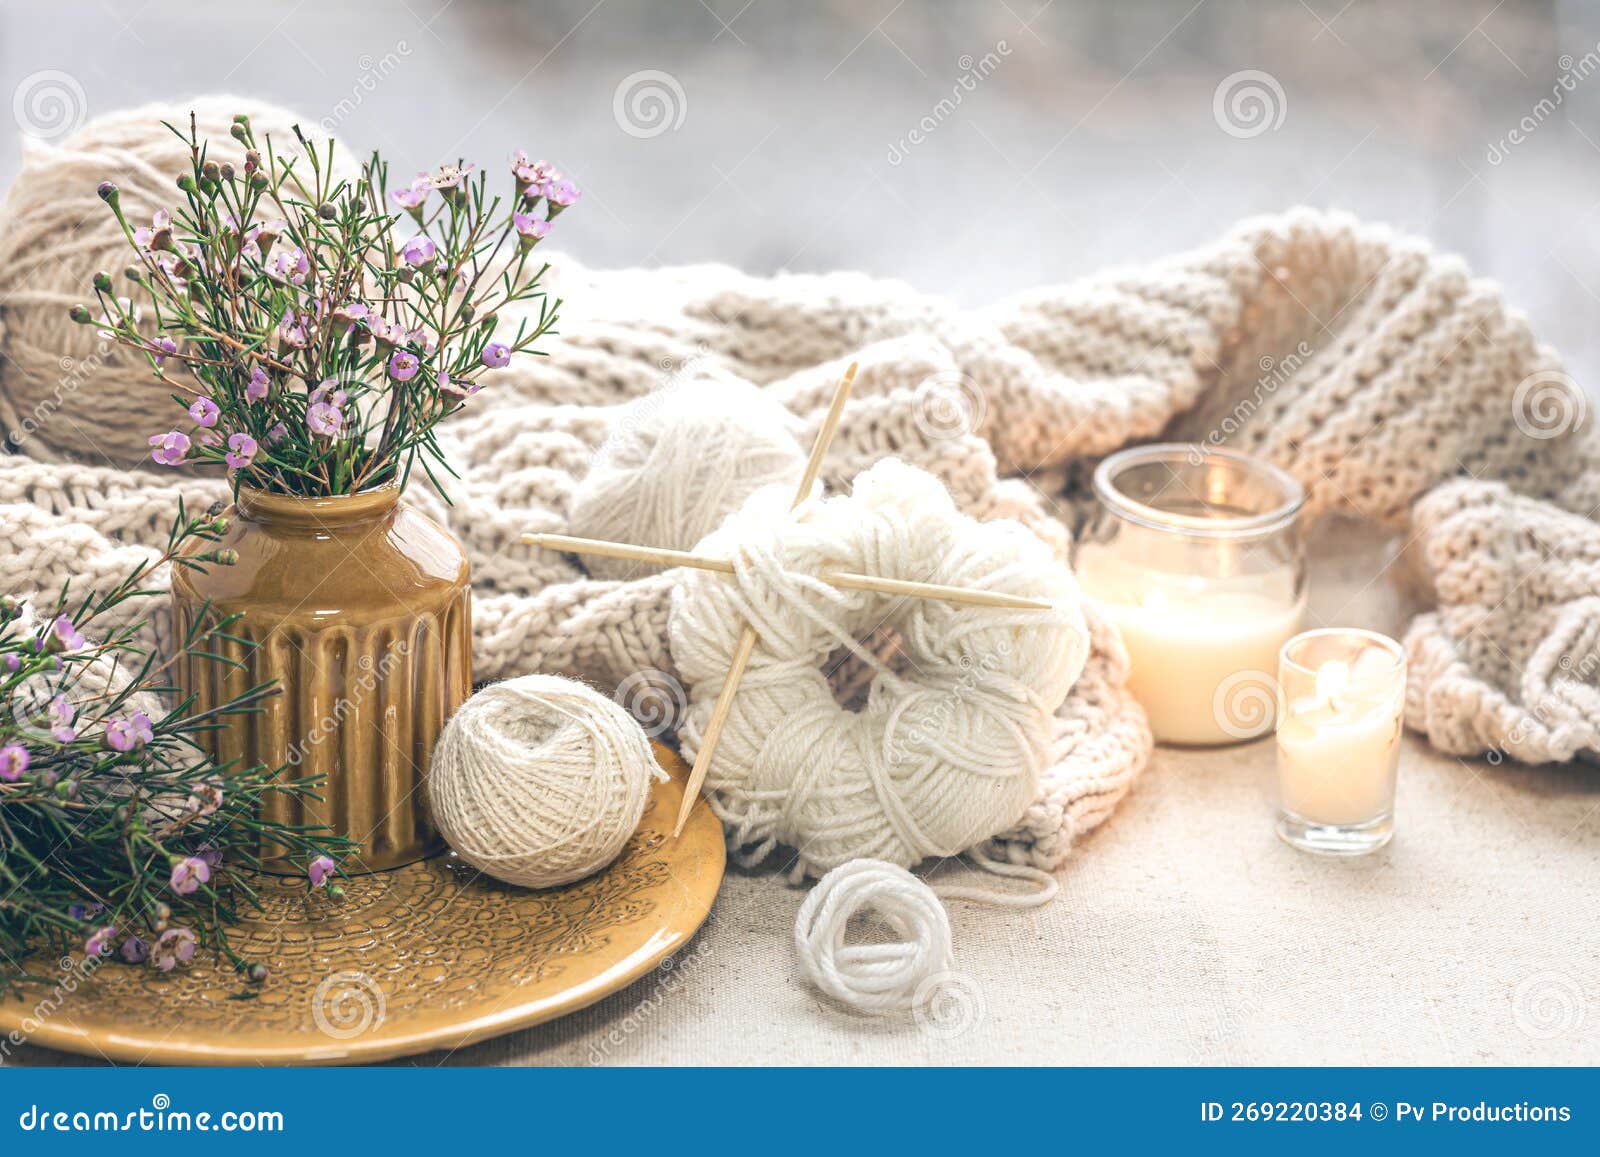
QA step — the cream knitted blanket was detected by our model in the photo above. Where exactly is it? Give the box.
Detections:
[3,208,1595,875]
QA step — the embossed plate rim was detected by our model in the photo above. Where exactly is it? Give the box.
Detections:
[0,745,724,1066]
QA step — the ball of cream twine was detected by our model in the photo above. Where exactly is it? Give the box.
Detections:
[0,96,346,466]
[427,674,665,888]
[567,376,806,580]
[794,858,954,1014]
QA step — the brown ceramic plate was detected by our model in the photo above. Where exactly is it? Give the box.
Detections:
[0,745,723,1065]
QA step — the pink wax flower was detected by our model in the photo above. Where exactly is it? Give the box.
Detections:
[246,366,270,402]
[47,695,75,743]
[307,401,344,437]
[308,855,337,888]
[427,162,476,191]
[225,432,258,471]
[120,935,149,965]
[0,743,28,782]
[512,211,550,250]
[132,209,173,251]
[545,179,580,212]
[47,615,86,652]
[188,396,219,427]
[277,310,311,350]
[481,342,511,368]
[390,174,429,211]
[401,235,437,268]
[333,301,370,327]
[266,421,288,445]
[388,351,421,381]
[84,925,118,958]
[152,927,198,971]
[310,379,348,406]
[264,245,311,285]
[148,336,178,365]
[169,856,211,896]
[148,430,191,466]
[185,778,224,817]
[105,710,154,753]
[436,370,477,399]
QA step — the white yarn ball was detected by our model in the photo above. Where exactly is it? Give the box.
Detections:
[427,674,665,888]
[0,96,348,466]
[794,859,953,1014]
[670,458,1090,878]
[567,378,806,580]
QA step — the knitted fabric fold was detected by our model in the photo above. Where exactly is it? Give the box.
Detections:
[3,207,1594,878]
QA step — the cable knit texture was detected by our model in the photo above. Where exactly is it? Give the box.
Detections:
[4,204,1596,882]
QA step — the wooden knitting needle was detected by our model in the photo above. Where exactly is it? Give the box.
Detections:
[672,361,858,837]
[520,532,1054,613]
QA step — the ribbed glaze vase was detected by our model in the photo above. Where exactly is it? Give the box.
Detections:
[172,485,471,873]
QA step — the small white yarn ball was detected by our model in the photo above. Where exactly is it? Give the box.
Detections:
[0,96,347,466]
[567,378,806,580]
[427,674,665,889]
[794,859,954,1014]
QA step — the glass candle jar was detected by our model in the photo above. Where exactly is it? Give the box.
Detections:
[1275,628,1406,855]
[1075,444,1307,746]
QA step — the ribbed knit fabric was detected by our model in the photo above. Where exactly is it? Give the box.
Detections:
[3,208,1594,878]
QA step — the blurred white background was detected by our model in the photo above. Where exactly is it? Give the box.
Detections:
[3,0,1597,384]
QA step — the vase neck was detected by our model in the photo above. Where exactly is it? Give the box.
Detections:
[235,486,402,529]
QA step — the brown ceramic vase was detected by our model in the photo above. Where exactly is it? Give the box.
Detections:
[172,484,471,873]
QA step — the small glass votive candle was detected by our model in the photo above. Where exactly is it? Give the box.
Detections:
[1275,628,1406,855]
[1075,444,1307,745]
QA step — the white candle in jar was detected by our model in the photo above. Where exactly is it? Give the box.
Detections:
[1075,546,1305,745]
[1275,642,1404,827]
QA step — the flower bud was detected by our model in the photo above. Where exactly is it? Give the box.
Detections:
[317,202,336,220]
[177,174,198,194]
[229,123,247,142]
[68,304,92,324]
[96,181,119,205]
[250,172,269,191]
[248,963,269,983]
[459,304,475,323]
[0,595,21,621]
[92,271,112,293]
[201,160,220,181]
[220,162,235,181]
[210,516,230,534]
